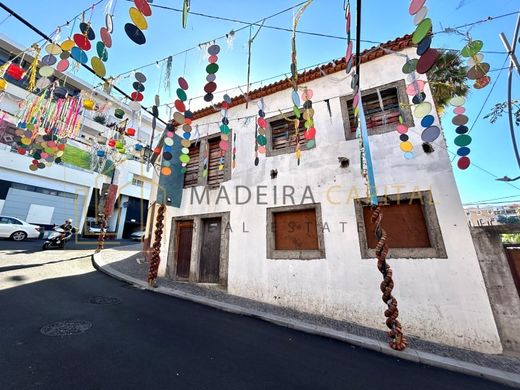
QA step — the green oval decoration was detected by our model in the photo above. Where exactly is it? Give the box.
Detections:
[412,18,432,44]
[181,167,187,174]
[461,40,483,58]
[202,169,208,177]
[179,154,190,163]
[257,134,267,146]
[293,105,301,118]
[306,139,315,149]
[305,119,314,128]
[176,88,187,101]
[402,59,418,74]
[220,124,230,134]
[206,63,219,74]
[454,134,472,147]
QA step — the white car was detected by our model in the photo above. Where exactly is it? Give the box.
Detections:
[130,231,145,241]
[0,216,42,241]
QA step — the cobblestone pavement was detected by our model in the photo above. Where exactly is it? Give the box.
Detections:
[101,246,520,376]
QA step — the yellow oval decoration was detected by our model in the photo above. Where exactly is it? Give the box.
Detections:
[181,139,191,148]
[400,141,413,152]
[0,78,7,91]
[129,7,148,30]
[45,43,62,55]
[60,39,76,51]
[91,56,106,77]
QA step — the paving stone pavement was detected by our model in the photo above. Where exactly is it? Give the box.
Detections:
[98,245,520,377]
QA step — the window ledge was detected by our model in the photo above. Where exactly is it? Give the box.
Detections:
[268,249,325,260]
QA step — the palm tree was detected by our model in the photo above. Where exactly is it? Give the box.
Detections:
[427,50,469,115]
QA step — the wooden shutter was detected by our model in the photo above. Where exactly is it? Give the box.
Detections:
[270,117,307,151]
[274,208,319,250]
[362,199,431,249]
[348,87,400,133]
[207,137,224,186]
[183,144,200,187]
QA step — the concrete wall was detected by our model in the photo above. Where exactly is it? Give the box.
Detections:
[159,47,502,353]
[470,226,520,353]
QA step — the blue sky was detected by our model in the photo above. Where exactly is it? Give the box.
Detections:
[0,0,519,205]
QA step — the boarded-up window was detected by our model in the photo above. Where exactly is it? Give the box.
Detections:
[346,87,400,133]
[362,199,431,249]
[273,208,319,250]
[269,116,308,153]
[183,144,200,188]
[207,137,224,187]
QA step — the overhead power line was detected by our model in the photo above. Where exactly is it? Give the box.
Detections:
[111,4,515,81]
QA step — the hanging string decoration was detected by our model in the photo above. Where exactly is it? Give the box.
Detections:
[27,44,41,92]
[218,94,232,171]
[176,76,192,172]
[288,0,313,164]
[447,38,488,171]
[91,10,112,78]
[461,39,490,90]
[148,203,166,286]
[14,88,83,170]
[125,0,151,45]
[130,72,147,113]
[302,87,316,151]
[255,99,267,166]
[449,95,471,169]
[371,206,408,351]
[204,43,220,103]
[71,18,96,66]
[344,1,354,75]
[399,0,441,158]
[161,125,175,177]
[57,20,79,73]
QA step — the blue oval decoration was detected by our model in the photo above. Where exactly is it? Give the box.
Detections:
[71,47,88,64]
[457,146,471,156]
[421,115,434,128]
[291,90,300,107]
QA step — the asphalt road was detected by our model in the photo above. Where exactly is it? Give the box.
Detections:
[0,246,510,389]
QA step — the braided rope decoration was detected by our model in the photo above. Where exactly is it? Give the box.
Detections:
[147,204,166,286]
[96,214,107,251]
[371,205,408,351]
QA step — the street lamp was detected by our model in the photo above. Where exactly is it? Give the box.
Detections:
[496,175,520,182]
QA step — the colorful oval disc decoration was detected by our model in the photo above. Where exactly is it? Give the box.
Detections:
[91,56,106,77]
[130,7,148,30]
[71,47,88,64]
[125,23,146,45]
[412,18,432,44]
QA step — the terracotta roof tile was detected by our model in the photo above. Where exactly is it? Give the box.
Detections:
[186,34,413,122]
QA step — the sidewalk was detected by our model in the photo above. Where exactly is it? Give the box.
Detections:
[93,245,520,388]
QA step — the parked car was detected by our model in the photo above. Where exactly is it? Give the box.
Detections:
[0,215,42,241]
[130,231,145,241]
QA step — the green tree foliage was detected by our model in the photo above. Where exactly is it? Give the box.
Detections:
[427,50,469,113]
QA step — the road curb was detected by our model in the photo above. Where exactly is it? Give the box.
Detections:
[92,251,520,388]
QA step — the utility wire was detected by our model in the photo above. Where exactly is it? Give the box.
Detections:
[109,1,308,80]
[110,4,514,81]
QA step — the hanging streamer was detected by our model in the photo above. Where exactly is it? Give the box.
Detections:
[164,56,173,94]
[182,0,190,29]
[245,21,264,109]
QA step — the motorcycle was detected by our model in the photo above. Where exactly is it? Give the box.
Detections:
[42,227,77,250]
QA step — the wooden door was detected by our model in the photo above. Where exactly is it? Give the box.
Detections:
[505,247,520,298]
[200,218,221,283]
[176,221,193,279]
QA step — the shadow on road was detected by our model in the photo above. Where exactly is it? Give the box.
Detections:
[0,255,92,273]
